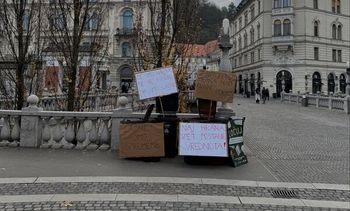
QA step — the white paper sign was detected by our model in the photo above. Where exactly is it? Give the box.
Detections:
[179,123,228,157]
[135,67,178,100]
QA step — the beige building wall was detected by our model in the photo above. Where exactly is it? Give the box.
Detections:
[230,0,350,97]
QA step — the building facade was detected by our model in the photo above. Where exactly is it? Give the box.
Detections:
[230,0,350,97]
[0,0,152,95]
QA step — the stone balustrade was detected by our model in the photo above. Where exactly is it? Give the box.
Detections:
[0,95,199,151]
[281,93,350,114]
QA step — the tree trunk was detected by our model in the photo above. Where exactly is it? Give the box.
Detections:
[157,0,167,68]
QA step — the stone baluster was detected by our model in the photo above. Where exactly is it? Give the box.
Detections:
[20,95,43,148]
[86,118,99,150]
[9,116,20,147]
[52,117,64,149]
[99,117,111,151]
[75,118,87,150]
[111,96,132,152]
[0,116,11,147]
[41,117,52,149]
[63,117,75,149]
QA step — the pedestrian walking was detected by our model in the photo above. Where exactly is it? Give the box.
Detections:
[255,88,260,103]
[262,87,267,104]
[266,88,270,101]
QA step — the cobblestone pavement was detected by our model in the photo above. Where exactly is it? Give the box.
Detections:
[232,97,350,184]
[0,182,348,202]
[1,201,349,211]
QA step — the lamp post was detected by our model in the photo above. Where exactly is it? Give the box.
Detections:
[281,71,286,94]
[346,61,350,96]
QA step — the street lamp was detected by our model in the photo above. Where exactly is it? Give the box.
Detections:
[281,71,286,94]
[346,61,350,96]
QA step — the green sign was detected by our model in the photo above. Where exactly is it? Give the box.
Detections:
[227,117,248,167]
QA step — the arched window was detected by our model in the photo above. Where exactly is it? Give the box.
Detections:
[314,21,319,37]
[274,20,282,36]
[250,28,255,44]
[122,42,131,57]
[283,19,291,36]
[327,73,335,93]
[122,10,133,32]
[244,32,247,47]
[90,13,98,30]
[312,72,322,94]
[339,74,346,94]
[332,24,337,39]
[337,25,342,40]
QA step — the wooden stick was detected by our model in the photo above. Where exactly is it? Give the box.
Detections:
[159,97,165,118]
[208,100,213,121]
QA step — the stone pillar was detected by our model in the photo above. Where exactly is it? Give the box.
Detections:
[217,18,235,118]
[110,96,132,152]
[345,62,350,114]
[20,95,43,148]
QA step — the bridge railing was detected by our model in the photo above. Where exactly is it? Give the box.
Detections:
[281,93,349,114]
[0,95,198,151]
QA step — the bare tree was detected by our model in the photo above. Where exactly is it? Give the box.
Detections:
[0,0,44,110]
[44,0,109,111]
[133,0,201,111]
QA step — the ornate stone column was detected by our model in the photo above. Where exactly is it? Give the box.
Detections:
[217,19,235,118]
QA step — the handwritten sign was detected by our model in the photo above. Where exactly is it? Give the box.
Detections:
[135,67,178,100]
[195,70,236,103]
[119,123,165,158]
[179,123,228,157]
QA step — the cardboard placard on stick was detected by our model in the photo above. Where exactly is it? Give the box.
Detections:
[119,123,165,158]
[195,71,236,103]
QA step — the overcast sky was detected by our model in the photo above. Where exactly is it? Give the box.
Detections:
[210,0,242,8]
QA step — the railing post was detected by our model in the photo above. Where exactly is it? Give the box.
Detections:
[296,95,299,105]
[281,93,284,102]
[316,97,320,108]
[20,95,43,148]
[111,96,132,152]
[345,96,350,114]
[328,98,332,110]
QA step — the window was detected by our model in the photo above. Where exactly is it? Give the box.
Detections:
[283,19,291,36]
[122,10,133,32]
[258,49,261,60]
[313,0,318,9]
[257,24,261,39]
[314,47,319,60]
[332,24,337,39]
[274,0,281,8]
[337,50,342,62]
[283,0,291,7]
[90,13,98,30]
[336,0,341,13]
[258,1,261,13]
[337,25,342,40]
[250,28,255,44]
[314,21,319,37]
[238,36,242,49]
[274,20,282,36]
[332,49,337,62]
[244,12,248,25]
[233,40,237,51]
[244,54,248,65]
[23,13,29,31]
[122,42,131,57]
[239,56,242,66]
[251,52,255,63]
[250,5,255,19]
[239,17,242,29]
[234,22,237,33]
[244,32,248,47]
[332,0,336,12]
[53,14,64,30]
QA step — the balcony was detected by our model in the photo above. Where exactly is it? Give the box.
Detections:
[272,35,294,51]
[272,7,294,15]
[115,28,136,37]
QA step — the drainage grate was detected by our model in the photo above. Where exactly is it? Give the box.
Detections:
[270,190,299,199]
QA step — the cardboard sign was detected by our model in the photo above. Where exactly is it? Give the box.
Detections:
[195,71,236,103]
[119,123,165,158]
[227,117,248,167]
[179,123,228,157]
[135,67,178,100]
